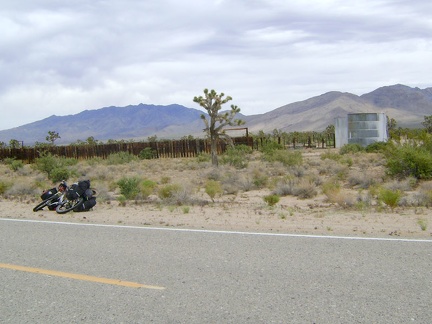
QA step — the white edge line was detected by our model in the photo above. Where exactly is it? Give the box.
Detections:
[1,218,431,243]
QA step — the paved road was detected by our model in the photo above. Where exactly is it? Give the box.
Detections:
[1,218,431,323]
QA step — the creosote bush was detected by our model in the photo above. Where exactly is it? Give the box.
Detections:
[263,149,303,167]
[220,144,252,169]
[158,183,181,200]
[50,167,71,183]
[263,194,280,206]
[4,158,24,171]
[117,176,141,200]
[205,179,223,201]
[0,180,11,195]
[385,145,432,180]
[32,152,76,182]
[339,143,365,155]
[139,147,157,159]
[378,187,402,210]
[140,179,157,198]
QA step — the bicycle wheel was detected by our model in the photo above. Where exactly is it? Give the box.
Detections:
[33,194,59,212]
[33,199,50,212]
[56,197,85,214]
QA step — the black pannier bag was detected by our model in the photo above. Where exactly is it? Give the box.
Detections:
[41,187,57,200]
[66,180,91,200]
[73,197,97,212]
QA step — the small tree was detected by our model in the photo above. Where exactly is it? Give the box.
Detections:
[193,89,244,166]
[9,139,21,149]
[46,130,60,145]
[86,136,98,145]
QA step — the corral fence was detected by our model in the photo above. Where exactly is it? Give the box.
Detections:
[0,134,335,164]
[0,136,252,163]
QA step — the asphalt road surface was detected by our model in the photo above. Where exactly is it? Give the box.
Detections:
[1,218,431,323]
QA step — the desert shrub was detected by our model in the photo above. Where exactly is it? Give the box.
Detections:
[384,178,416,192]
[0,180,11,195]
[139,147,157,160]
[292,179,318,199]
[140,179,157,198]
[365,141,392,153]
[378,188,402,209]
[32,152,59,177]
[289,165,305,178]
[220,172,242,195]
[49,167,71,183]
[61,157,79,167]
[385,145,432,179]
[237,176,254,192]
[339,143,365,155]
[263,150,303,167]
[160,176,171,184]
[86,157,104,166]
[6,181,38,196]
[355,191,373,210]
[220,145,252,169]
[117,195,127,207]
[205,180,223,201]
[251,168,268,189]
[273,177,296,196]
[263,194,280,206]
[196,152,211,163]
[417,219,428,231]
[347,171,375,189]
[117,176,141,199]
[259,141,284,155]
[205,168,221,181]
[322,180,355,207]
[170,186,195,206]
[33,153,77,179]
[412,182,432,207]
[341,156,353,167]
[321,180,341,202]
[320,151,342,161]
[4,158,24,171]
[158,183,181,200]
[106,152,138,165]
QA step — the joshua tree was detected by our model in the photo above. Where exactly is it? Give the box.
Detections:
[46,130,60,145]
[193,89,244,166]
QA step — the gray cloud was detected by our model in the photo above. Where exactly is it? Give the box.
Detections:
[0,0,431,131]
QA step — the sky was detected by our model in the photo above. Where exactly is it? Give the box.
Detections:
[1,0,431,131]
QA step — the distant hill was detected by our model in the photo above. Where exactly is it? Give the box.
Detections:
[0,84,430,145]
[244,84,431,133]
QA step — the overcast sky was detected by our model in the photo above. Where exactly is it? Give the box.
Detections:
[1,0,431,131]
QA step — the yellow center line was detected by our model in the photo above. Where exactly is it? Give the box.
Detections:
[0,263,165,290]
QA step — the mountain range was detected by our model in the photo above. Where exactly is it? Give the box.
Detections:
[0,84,431,145]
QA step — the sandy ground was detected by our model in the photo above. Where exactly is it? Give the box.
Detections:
[2,189,432,239]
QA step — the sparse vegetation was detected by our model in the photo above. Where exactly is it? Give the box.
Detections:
[117,177,141,200]
[263,194,280,206]
[2,133,432,237]
[205,180,223,202]
[378,187,402,210]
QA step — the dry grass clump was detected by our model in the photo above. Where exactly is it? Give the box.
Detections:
[272,176,318,199]
[6,179,39,196]
[321,180,355,208]
[347,170,377,189]
[384,177,417,192]
[410,181,432,207]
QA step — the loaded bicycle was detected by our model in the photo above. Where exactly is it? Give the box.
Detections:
[33,181,68,212]
[33,180,97,214]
